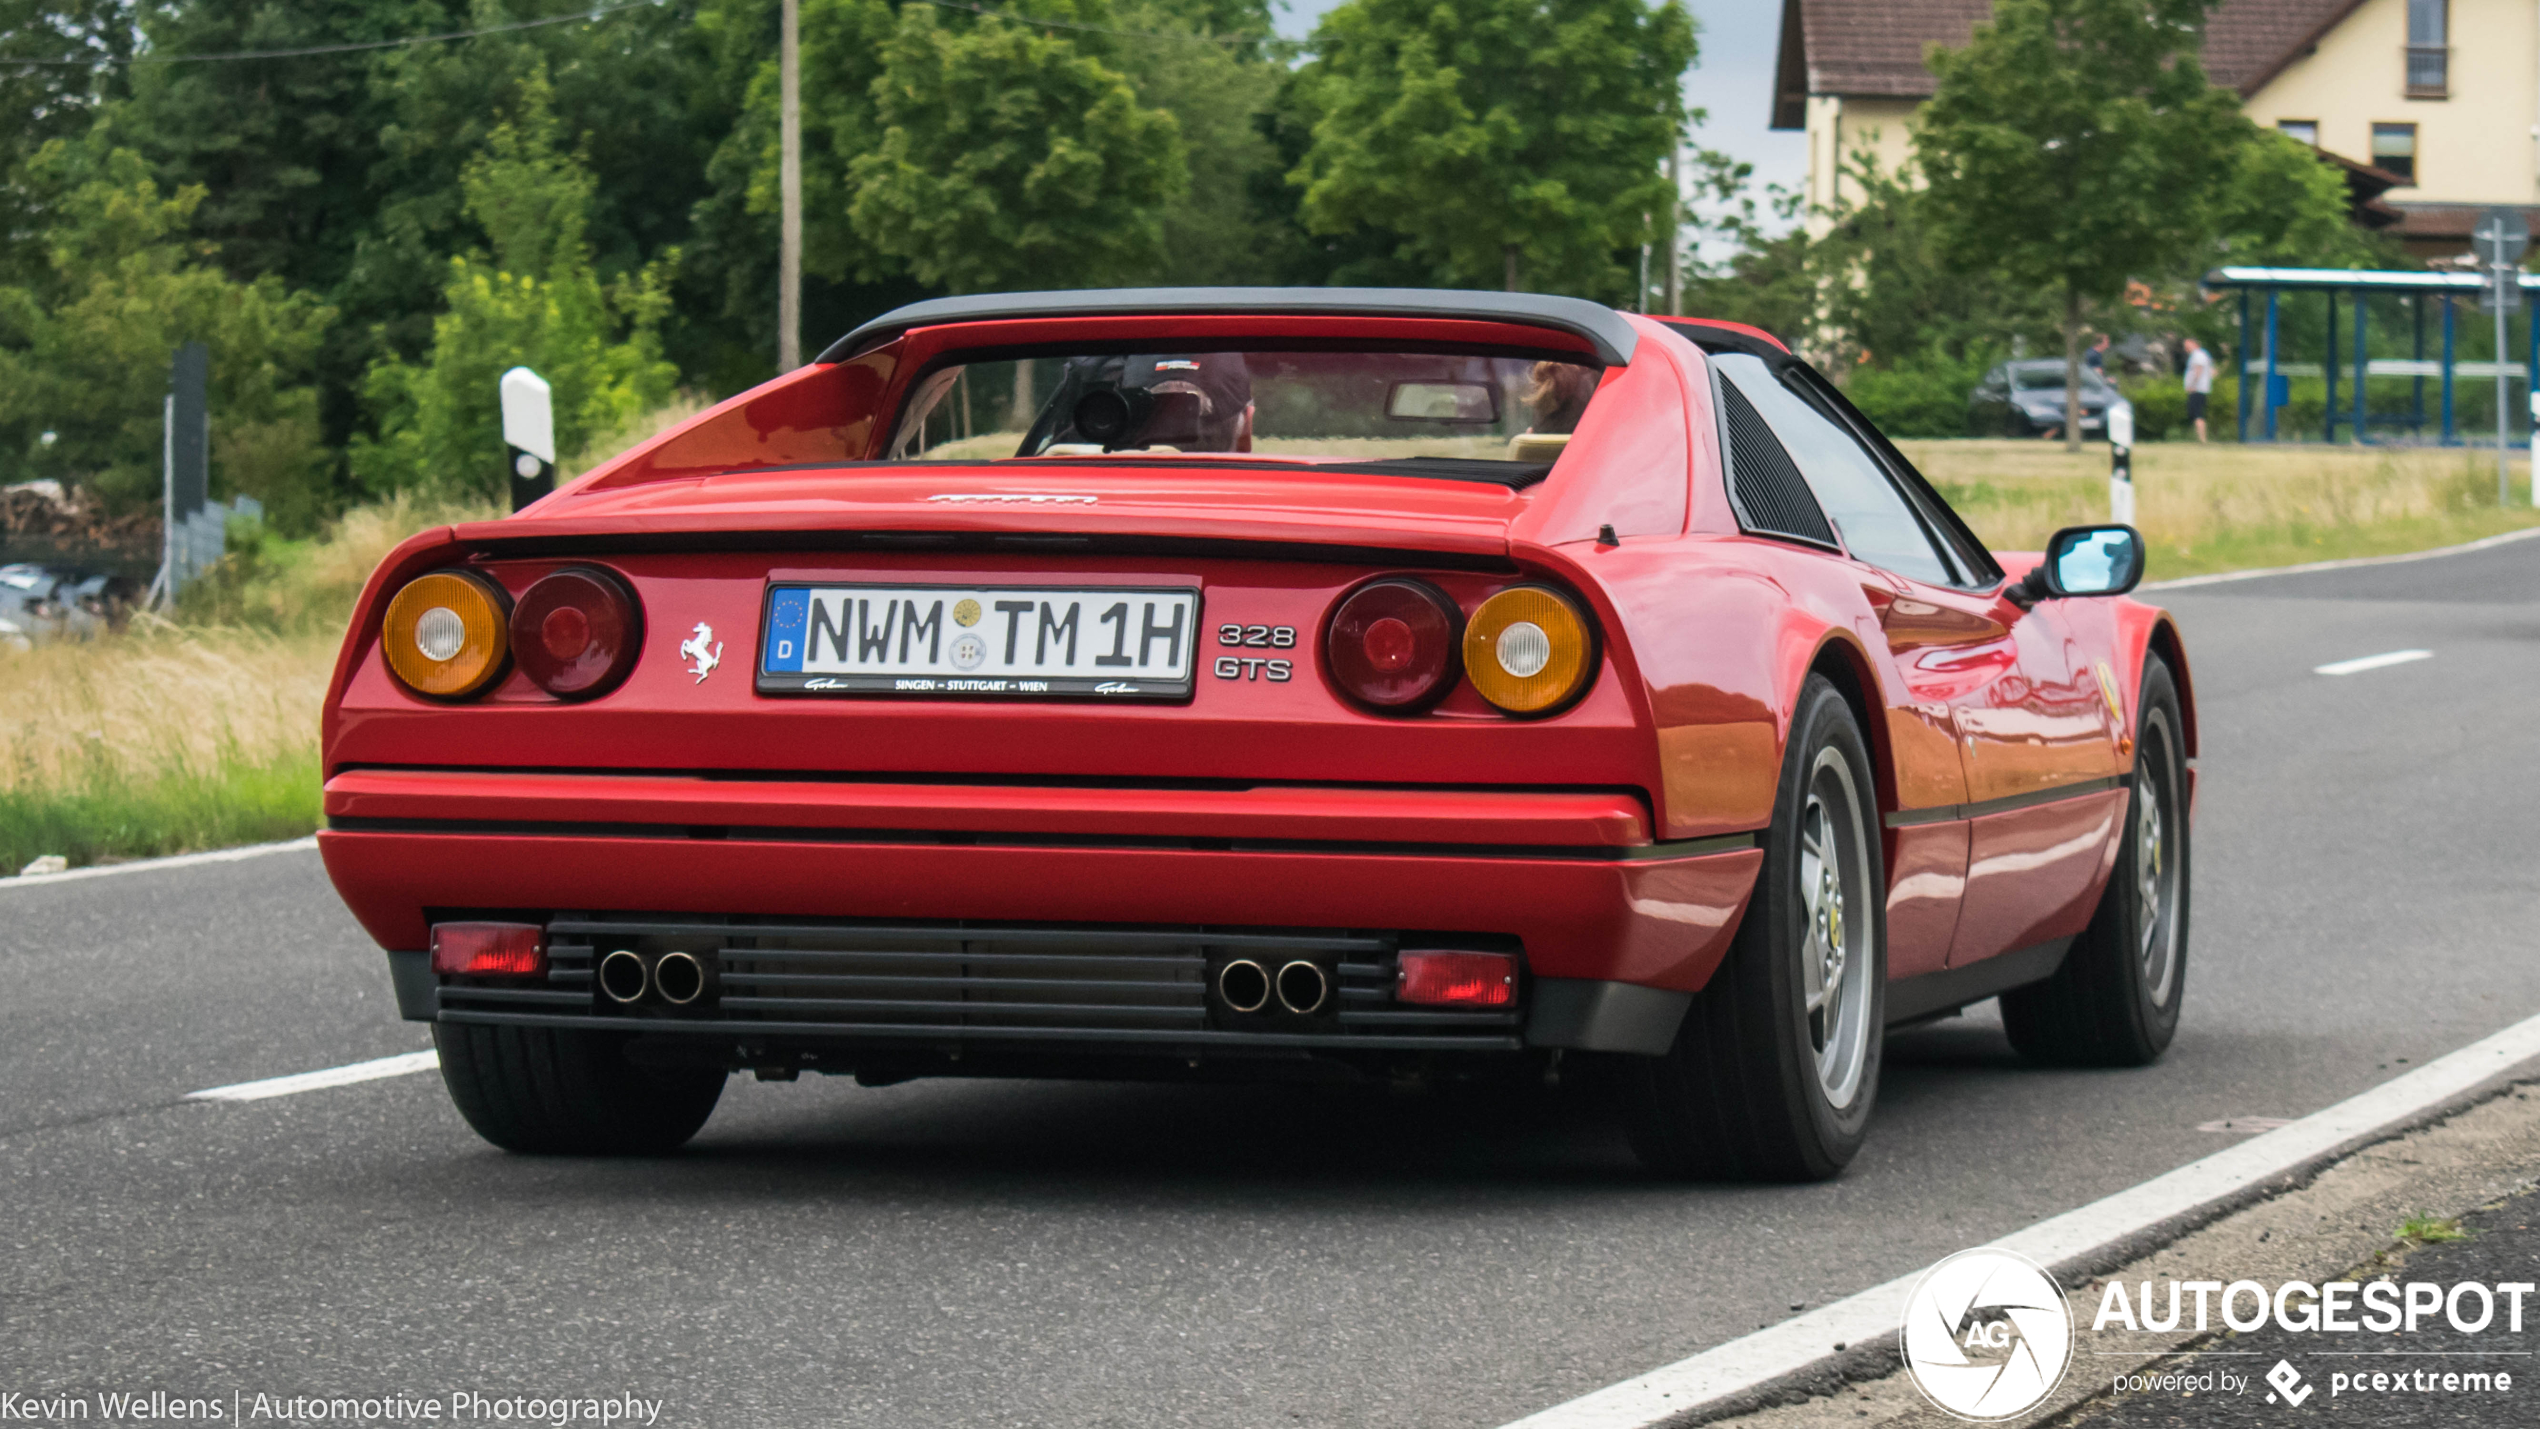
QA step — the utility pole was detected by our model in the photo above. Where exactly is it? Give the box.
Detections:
[778,0,803,371]
[1664,146,1682,317]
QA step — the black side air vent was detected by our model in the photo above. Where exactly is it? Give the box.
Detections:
[1719,381,1839,548]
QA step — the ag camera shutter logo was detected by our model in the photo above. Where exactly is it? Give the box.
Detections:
[1902,1248,2074,1420]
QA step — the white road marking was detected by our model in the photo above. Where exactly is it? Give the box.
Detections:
[2315,649,2434,676]
[187,1050,439,1103]
[0,836,317,891]
[1497,1008,2540,1429]
[2144,523,2540,591]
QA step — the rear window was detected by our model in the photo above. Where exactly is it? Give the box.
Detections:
[885,350,1604,481]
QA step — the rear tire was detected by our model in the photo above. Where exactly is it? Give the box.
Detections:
[2001,657,2189,1067]
[433,1022,725,1154]
[1609,675,1887,1181]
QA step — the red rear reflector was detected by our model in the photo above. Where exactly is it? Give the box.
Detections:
[430,922,547,977]
[510,566,642,700]
[1396,951,1517,1007]
[1326,578,1460,712]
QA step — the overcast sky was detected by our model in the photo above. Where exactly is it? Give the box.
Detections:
[1269,0,1809,240]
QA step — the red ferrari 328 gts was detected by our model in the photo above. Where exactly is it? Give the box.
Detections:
[318,289,2192,1180]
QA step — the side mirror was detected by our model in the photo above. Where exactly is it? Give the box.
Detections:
[2010,524,2144,606]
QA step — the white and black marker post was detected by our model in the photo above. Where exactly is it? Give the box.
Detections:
[2108,397,2135,525]
[500,366,556,512]
[2474,207,2527,505]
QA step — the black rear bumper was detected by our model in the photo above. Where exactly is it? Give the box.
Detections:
[388,914,1690,1066]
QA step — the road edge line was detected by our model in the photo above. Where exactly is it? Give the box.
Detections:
[186,1050,440,1103]
[1497,1008,2540,1429]
[2142,523,2540,592]
[0,835,318,891]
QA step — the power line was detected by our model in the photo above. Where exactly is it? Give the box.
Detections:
[0,0,668,68]
[909,0,1273,48]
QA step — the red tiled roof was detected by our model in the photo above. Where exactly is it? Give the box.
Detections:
[1772,0,2371,124]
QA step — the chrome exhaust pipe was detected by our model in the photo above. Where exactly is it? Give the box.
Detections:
[1275,960,1330,1015]
[1217,958,1272,1014]
[654,950,708,1006]
[598,948,649,1004]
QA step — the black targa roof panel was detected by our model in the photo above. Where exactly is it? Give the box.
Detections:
[821,288,1642,368]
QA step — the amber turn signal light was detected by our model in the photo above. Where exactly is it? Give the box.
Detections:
[1462,586,1593,716]
[382,569,511,698]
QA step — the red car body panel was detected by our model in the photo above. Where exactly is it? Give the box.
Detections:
[318,296,2190,1063]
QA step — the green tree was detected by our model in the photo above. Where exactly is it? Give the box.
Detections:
[0,147,334,525]
[83,0,731,448]
[0,0,132,286]
[2217,128,2380,268]
[1284,0,1695,298]
[1109,0,1285,285]
[844,4,1186,293]
[1914,0,2245,448]
[352,79,676,501]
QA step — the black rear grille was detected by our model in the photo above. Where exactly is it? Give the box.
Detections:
[437,917,1524,1052]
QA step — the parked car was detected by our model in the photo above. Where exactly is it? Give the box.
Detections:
[319,290,2194,1181]
[1970,358,2120,437]
[0,563,134,648]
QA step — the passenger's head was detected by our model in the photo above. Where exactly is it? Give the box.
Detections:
[1524,362,1598,434]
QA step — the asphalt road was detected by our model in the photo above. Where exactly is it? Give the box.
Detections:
[7,538,2540,1427]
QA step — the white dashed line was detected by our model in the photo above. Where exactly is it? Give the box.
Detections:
[187,1050,439,1103]
[2315,649,2435,676]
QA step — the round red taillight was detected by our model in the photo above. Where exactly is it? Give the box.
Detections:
[509,566,642,699]
[1326,578,1460,712]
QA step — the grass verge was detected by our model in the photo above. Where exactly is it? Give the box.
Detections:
[1900,438,2540,579]
[1,621,342,873]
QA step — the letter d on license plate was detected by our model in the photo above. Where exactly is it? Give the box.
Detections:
[757,584,1201,700]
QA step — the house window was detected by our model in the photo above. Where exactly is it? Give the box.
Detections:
[2373,122,2419,184]
[2277,119,2319,146]
[2407,0,2448,96]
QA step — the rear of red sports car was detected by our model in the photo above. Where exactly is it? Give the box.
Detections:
[317,291,1792,1160]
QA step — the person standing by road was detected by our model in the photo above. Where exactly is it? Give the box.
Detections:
[2182,337,2216,443]
[2084,333,2112,376]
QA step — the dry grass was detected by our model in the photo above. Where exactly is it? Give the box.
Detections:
[1899,439,2540,576]
[0,620,338,870]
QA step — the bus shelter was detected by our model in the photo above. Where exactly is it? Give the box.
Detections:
[2202,266,2537,445]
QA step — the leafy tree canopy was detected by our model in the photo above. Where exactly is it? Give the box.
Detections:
[0,146,334,524]
[1285,0,1695,298]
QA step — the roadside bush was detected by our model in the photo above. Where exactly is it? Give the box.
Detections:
[1843,351,1993,438]
[2121,375,2185,441]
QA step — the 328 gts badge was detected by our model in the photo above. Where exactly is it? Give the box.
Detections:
[1215,623,1294,682]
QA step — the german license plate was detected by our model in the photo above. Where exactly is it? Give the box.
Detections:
[756,584,1201,699]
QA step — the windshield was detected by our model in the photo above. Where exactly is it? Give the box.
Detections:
[2012,365,2113,393]
[885,350,1604,471]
